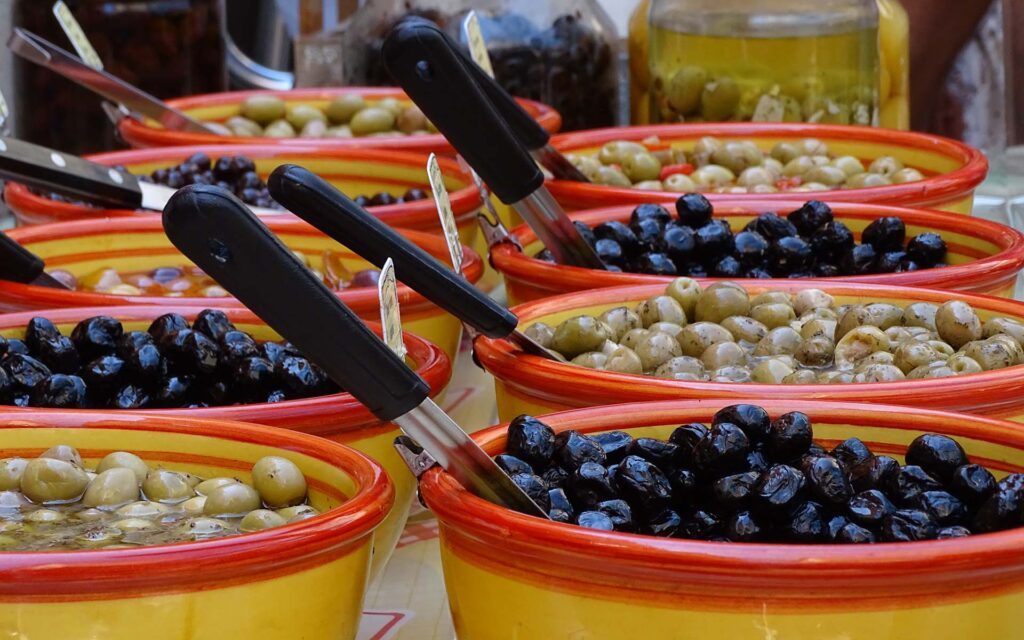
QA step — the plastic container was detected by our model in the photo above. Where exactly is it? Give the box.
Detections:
[421,398,1024,639]
[0,306,449,579]
[0,217,482,361]
[475,281,1024,422]
[0,408,391,639]
[116,87,561,154]
[491,201,1024,304]
[549,123,988,213]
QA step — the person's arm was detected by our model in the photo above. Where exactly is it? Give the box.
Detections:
[901,0,996,130]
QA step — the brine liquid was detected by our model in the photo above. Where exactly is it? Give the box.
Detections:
[649,11,879,125]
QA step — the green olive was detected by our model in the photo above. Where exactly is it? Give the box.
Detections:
[700,76,741,120]
[41,445,82,467]
[224,116,263,137]
[524,322,555,348]
[721,316,768,344]
[396,106,428,133]
[300,120,328,138]
[782,370,819,384]
[770,142,801,164]
[634,331,683,371]
[241,509,287,532]
[854,364,905,382]
[0,458,27,491]
[800,318,837,341]
[637,295,687,328]
[326,125,353,138]
[751,359,795,384]
[96,451,149,484]
[26,508,66,524]
[184,517,229,538]
[831,155,866,176]
[551,316,612,359]
[803,166,847,187]
[666,66,708,115]
[690,165,736,188]
[927,340,956,357]
[712,366,753,383]
[597,141,647,165]
[203,482,261,517]
[620,328,652,352]
[74,508,105,522]
[262,119,296,138]
[795,336,835,367]
[845,172,892,188]
[893,342,944,374]
[834,326,891,370]
[986,335,1024,364]
[983,317,1024,345]
[622,152,662,182]
[571,352,608,369]
[695,283,750,324]
[677,322,734,357]
[325,94,366,123]
[903,303,939,331]
[700,341,746,369]
[276,505,319,523]
[116,500,170,518]
[239,95,287,124]
[908,362,956,379]
[868,156,904,176]
[747,292,789,308]
[653,356,706,379]
[251,456,307,508]
[664,173,698,192]
[947,353,983,374]
[647,322,684,340]
[935,301,982,349]
[350,107,396,136]
[856,351,896,368]
[737,167,774,188]
[604,346,644,375]
[142,469,195,504]
[195,477,239,496]
[891,168,925,184]
[82,468,140,509]
[285,104,327,130]
[593,166,633,187]
[599,307,642,341]
[711,142,763,174]
[570,155,603,179]
[182,496,207,516]
[665,278,702,319]
[753,327,803,357]
[750,303,796,330]
[783,156,817,177]
[20,458,89,504]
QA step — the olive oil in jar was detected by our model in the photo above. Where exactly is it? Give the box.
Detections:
[648,0,880,125]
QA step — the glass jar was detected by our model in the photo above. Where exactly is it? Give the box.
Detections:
[644,0,880,125]
[12,0,227,154]
[877,0,909,129]
[341,0,619,131]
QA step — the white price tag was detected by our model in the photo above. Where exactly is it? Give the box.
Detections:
[377,258,407,359]
[462,11,495,78]
[427,154,464,275]
[53,1,104,70]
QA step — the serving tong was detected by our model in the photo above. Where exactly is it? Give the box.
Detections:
[160,184,549,519]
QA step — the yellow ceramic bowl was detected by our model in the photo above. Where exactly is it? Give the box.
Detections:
[0,306,451,579]
[0,217,482,363]
[474,281,1024,422]
[0,409,392,639]
[421,399,1024,639]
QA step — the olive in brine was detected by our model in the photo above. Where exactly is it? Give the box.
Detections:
[251,456,307,508]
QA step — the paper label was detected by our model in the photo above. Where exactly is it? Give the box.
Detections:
[427,154,463,275]
[0,90,9,134]
[53,1,104,70]
[462,11,494,78]
[377,258,407,359]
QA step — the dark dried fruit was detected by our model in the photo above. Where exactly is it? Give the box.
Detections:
[847,489,895,526]
[806,456,853,505]
[592,431,633,464]
[511,474,550,511]
[880,509,937,542]
[567,462,616,510]
[554,431,606,471]
[753,464,805,514]
[949,463,997,506]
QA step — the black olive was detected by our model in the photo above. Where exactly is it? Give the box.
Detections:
[121,341,165,384]
[949,463,997,507]
[840,242,877,276]
[711,255,742,277]
[694,221,734,263]
[147,313,190,343]
[192,309,236,342]
[684,263,708,278]
[836,522,876,543]
[753,464,806,515]
[204,381,232,406]
[643,508,681,537]
[769,236,813,275]
[848,455,900,492]
[675,193,713,228]
[33,334,79,374]
[745,267,774,279]
[747,212,797,241]
[905,433,968,481]
[877,250,911,273]
[275,356,335,398]
[733,231,769,267]
[806,456,853,505]
[3,354,51,389]
[810,221,855,263]
[511,473,551,511]
[29,374,88,408]
[534,249,556,263]
[172,331,220,376]
[787,200,833,235]
[554,430,606,470]
[765,412,812,461]
[711,470,760,507]
[80,355,125,395]
[916,490,968,526]
[635,253,678,275]
[548,487,575,523]
[862,216,906,252]
[880,509,937,542]
[596,498,634,531]
[612,455,672,516]
[220,332,259,363]
[110,384,151,409]
[576,510,615,531]
[895,259,921,272]
[972,487,1024,532]
[70,316,123,360]
[0,336,8,358]
[592,431,634,464]
[906,233,947,267]
[668,468,698,503]
[937,525,972,538]
[567,461,616,509]
[402,187,428,202]
[0,369,11,403]
[594,238,624,266]
[784,501,825,542]
[573,221,597,247]
[825,514,850,541]
[887,465,943,506]
[265,389,288,403]
[630,203,672,228]
[725,510,764,541]
[368,192,398,206]
[679,508,721,539]
[233,357,275,395]
[541,465,571,488]
[745,448,770,473]
[153,375,194,407]
[594,221,641,257]
[630,218,663,250]
[661,226,696,267]
[713,404,771,442]
[116,331,154,359]
[812,263,841,278]
[24,317,61,354]
[831,438,873,471]
[508,415,557,470]
[692,423,751,475]
[11,394,28,407]
[847,489,895,526]
[625,438,679,470]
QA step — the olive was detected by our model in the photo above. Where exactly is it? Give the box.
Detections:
[694,220,734,262]
[111,385,151,410]
[142,469,195,503]
[666,66,707,115]
[700,76,741,120]
[622,152,662,182]
[4,354,51,389]
[324,94,366,124]
[787,200,833,235]
[635,253,678,275]
[598,141,647,166]
[96,452,149,484]
[80,355,125,395]
[693,423,750,475]
[694,283,749,324]
[508,416,557,469]
[637,295,687,328]
[811,221,855,263]
[862,217,906,252]
[20,457,89,504]
[750,303,796,330]
[634,332,683,371]
[82,468,140,508]
[275,356,336,398]
[753,327,802,357]
[594,221,641,257]
[935,301,982,349]
[674,193,713,228]
[599,308,642,342]
[577,510,615,531]
[551,316,612,359]
[840,243,877,275]
[949,464,997,506]
[203,482,262,516]
[251,456,308,508]
[595,238,624,266]
[905,434,968,482]
[880,509,937,542]
[661,226,696,266]
[240,509,287,532]
[240,95,287,124]
[567,462,615,509]
[906,233,947,267]
[721,316,767,344]
[0,458,27,491]
[148,314,190,344]
[733,231,769,267]
[276,505,319,523]
[752,464,806,514]
[746,212,797,241]
[349,107,396,136]
[70,316,123,360]
[30,374,88,408]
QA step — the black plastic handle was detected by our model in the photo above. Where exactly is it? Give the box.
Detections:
[161,185,430,422]
[268,165,518,339]
[0,137,142,208]
[0,230,44,283]
[383,18,543,205]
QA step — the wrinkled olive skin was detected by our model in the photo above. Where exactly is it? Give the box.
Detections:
[936,301,982,349]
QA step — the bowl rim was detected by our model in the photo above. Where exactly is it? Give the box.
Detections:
[116,86,562,151]
[0,216,483,313]
[0,306,451,430]
[474,280,1024,411]
[0,408,393,597]
[4,145,484,228]
[548,123,988,207]
[491,200,1024,294]
[420,399,1024,598]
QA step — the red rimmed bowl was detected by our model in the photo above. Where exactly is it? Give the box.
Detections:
[549,123,987,214]
[476,281,1024,422]
[422,399,1024,639]
[0,306,450,579]
[0,409,392,639]
[116,87,561,155]
[0,217,482,361]
[492,201,1024,304]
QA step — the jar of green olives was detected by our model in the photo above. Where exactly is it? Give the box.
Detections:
[647,0,880,125]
